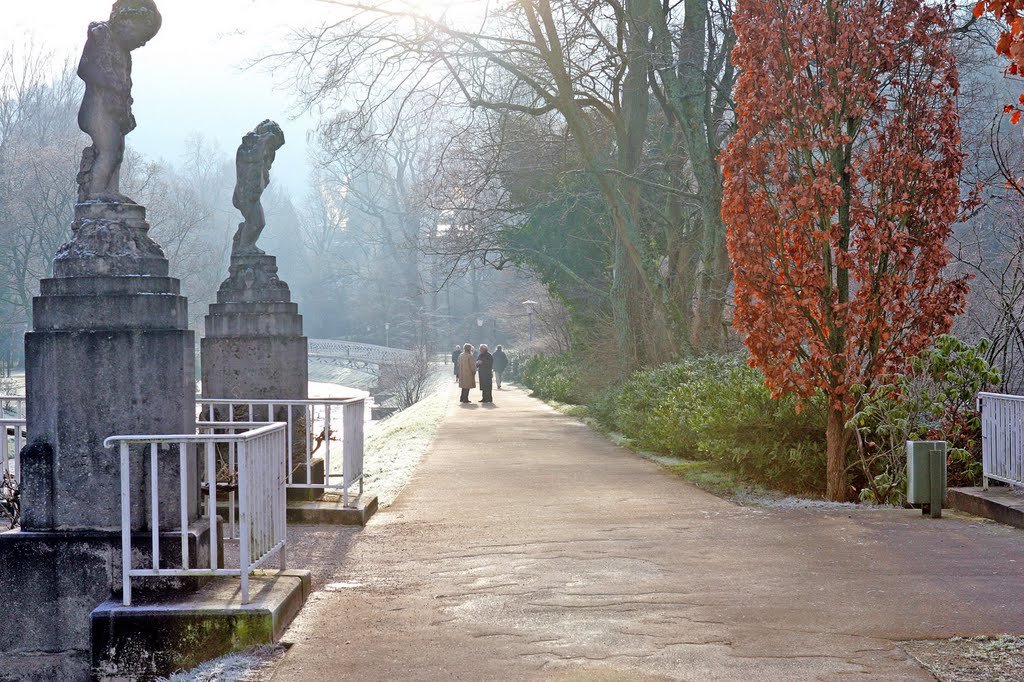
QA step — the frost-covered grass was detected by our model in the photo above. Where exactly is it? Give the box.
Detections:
[160,644,286,682]
[0,372,24,396]
[306,364,376,391]
[363,384,451,507]
[901,636,1024,682]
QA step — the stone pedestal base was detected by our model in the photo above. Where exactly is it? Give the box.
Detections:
[203,255,313,501]
[24,274,197,532]
[0,522,214,680]
[9,199,202,676]
[201,332,307,401]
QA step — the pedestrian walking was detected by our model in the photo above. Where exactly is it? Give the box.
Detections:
[477,343,494,403]
[451,345,461,383]
[458,343,476,403]
[492,345,508,389]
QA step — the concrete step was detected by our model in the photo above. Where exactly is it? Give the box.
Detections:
[287,492,379,526]
[216,490,378,526]
[947,486,1024,529]
[90,569,311,679]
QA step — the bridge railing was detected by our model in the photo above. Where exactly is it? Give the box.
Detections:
[307,339,416,369]
[978,392,1024,489]
[196,397,367,506]
[105,422,288,606]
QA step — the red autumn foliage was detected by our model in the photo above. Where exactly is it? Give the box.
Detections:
[722,0,968,501]
[976,0,1024,120]
[975,0,1024,74]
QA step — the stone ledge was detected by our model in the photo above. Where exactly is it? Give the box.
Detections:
[90,569,311,680]
[41,275,181,297]
[33,293,189,331]
[947,486,1024,529]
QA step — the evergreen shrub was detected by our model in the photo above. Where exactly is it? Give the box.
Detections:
[522,352,828,494]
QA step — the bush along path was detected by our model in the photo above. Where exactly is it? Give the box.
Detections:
[269,385,1024,681]
[521,336,998,505]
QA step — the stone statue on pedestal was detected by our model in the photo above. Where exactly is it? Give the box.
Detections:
[232,120,285,257]
[57,0,165,277]
[216,120,291,303]
[76,0,162,204]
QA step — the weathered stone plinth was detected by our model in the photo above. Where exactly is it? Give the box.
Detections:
[54,201,167,279]
[0,200,204,678]
[203,255,306,398]
[202,254,314,497]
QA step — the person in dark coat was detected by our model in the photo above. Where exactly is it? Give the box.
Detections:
[492,345,508,389]
[476,344,494,403]
[451,345,461,382]
[458,344,476,403]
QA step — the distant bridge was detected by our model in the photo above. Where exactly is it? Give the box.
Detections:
[308,339,416,373]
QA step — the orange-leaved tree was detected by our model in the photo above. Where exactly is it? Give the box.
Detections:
[722,0,968,501]
[974,0,1024,122]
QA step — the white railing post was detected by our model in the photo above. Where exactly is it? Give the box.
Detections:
[149,443,160,571]
[238,439,250,605]
[343,400,365,506]
[120,442,132,606]
[179,441,189,571]
[278,427,287,571]
[206,440,218,571]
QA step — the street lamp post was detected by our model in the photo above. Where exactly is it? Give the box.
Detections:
[522,300,538,343]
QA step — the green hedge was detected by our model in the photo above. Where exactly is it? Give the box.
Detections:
[521,353,586,404]
[522,352,827,495]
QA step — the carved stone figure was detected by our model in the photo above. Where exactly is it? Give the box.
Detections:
[76,0,162,203]
[232,120,286,257]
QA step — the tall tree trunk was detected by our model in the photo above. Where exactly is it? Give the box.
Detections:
[649,0,731,352]
[611,236,636,371]
[826,406,851,502]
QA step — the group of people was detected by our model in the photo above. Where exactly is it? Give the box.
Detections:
[452,343,509,404]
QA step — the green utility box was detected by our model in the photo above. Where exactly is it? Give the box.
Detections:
[906,440,947,518]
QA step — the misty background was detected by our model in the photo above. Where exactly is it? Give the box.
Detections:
[0,0,559,373]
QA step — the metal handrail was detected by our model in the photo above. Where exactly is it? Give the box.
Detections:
[196,397,367,506]
[978,392,1024,489]
[105,422,288,606]
[0,417,24,482]
[0,396,26,419]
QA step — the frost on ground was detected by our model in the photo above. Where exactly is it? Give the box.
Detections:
[362,383,451,507]
[901,636,1024,682]
[160,644,286,682]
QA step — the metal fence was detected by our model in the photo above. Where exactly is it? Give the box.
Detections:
[0,396,25,419]
[196,397,367,506]
[104,422,288,606]
[978,392,1024,489]
[0,417,24,482]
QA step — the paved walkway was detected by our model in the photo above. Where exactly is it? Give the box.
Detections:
[272,386,1024,681]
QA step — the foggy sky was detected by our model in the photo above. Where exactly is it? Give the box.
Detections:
[1,0,336,196]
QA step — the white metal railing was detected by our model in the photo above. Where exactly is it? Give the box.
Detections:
[196,397,367,506]
[0,395,25,419]
[978,392,1024,489]
[104,422,288,606]
[1,417,25,483]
